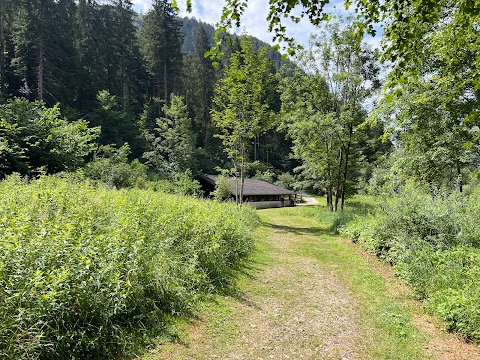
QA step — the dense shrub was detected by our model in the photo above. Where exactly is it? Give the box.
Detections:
[0,175,257,358]
[84,144,148,189]
[341,186,480,342]
[151,170,203,197]
[0,98,99,176]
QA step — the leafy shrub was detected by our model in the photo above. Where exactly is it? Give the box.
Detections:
[212,174,232,200]
[0,98,99,176]
[253,169,276,183]
[275,172,295,190]
[84,144,148,189]
[150,170,203,197]
[341,185,480,342]
[0,175,257,358]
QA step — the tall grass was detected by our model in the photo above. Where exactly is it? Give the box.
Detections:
[341,185,480,342]
[0,175,257,358]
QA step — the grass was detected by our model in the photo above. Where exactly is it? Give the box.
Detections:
[264,206,429,359]
[0,175,257,359]
[143,203,438,359]
[342,187,480,343]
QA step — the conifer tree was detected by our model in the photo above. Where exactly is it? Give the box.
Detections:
[184,25,215,149]
[143,94,195,175]
[139,0,183,107]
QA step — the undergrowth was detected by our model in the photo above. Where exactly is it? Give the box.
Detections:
[0,175,257,359]
[338,186,480,343]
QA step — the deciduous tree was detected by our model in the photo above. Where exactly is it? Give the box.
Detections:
[211,39,273,205]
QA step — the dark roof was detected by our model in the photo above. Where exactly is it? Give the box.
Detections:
[200,174,295,196]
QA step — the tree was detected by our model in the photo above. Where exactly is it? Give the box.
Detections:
[280,22,380,211]
[207,0,466,58]
[105,0,144,113]
[371,80,477,192]
[139,0,183,107]
[0,98,99,175]
[84,143,147,188]
[143,94,195,175]
[91,90,145,156]
[6,0,77,104]
[184,25,216,149]
[0,0,15,102]
[211,39,273,205]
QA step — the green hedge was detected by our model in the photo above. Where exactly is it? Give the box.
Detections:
[0,175,257,358]
[342,186,480,342]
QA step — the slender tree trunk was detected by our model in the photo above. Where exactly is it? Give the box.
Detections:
[38,35,44,101]
[163,61,167,104]
[340,122,353,211]
[325,140,333,211]
[0,0,5,102]
[239,145,245,206]
[334,148,344,212]
[327,185,333,211]
[457,160,463,193]
[122,67,128,112]
[37,2,46,102]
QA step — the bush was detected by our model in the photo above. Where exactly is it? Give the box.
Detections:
[149,170,203,197]
[0,98,99,176]
[212,174,232,200]
[341,185,480,342]
[0,175,257,358]
[275,172,295,190]
[84,144,148,189]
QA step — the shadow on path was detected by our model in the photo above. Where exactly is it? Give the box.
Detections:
[260,220,333,237]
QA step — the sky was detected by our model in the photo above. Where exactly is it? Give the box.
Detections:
[131,0,382,50]
[133,0,329,47]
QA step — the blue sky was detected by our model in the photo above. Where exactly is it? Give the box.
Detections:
[131,0,382,49]
[133,0,320,46]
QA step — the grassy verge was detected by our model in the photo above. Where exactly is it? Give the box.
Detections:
[340,187,480,343]
[268,206,429,359]
[144,205,433,359]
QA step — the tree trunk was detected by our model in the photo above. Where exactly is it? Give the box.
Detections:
[457,160,463,193]
[327,186,333,211]
[38,35,44,101]
[0,0,5,102]
[334,148,344,212]
[325,140,333,211]
[122,67,128,112]
[239,145,245,206]
[163,61,168,104]
[340,123,353,211]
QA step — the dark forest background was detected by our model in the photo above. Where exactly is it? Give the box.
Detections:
[0,0,299,183]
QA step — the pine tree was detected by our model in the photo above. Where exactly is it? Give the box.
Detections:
[184,25,215,149]
[7,0,76,104]
[139,0,183,107]
[143,94,195,175]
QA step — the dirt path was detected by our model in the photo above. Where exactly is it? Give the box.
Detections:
[142,208,480,360]
[296,192,320,206]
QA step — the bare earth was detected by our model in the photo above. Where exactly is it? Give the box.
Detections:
[142,210,480,360]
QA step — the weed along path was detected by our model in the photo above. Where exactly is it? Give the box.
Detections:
[142,207,480,360]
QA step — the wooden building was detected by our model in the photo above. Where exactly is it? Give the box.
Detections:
[198,174,297,209]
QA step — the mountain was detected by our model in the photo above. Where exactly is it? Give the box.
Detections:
[180,17,293,70]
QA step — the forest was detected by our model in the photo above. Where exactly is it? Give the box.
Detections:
[1,0,480,358]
